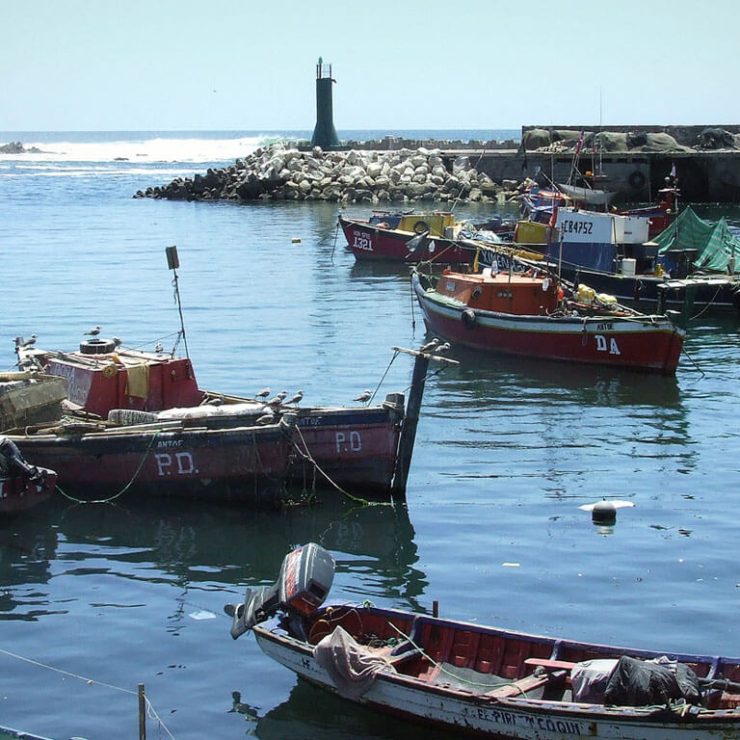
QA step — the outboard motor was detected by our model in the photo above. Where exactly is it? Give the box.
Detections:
[0,436,41,481]
[226,542,335,640]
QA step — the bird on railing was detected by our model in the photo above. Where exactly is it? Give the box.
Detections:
[255,387,271,401]
[255,412,276,425]
[22,334,37,348]
[419,338,439,353]
[84,325,101,337]
[353,389,372,404]
[435,342,451,353]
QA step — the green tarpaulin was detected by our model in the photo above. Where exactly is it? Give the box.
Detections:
[654,206,740,273]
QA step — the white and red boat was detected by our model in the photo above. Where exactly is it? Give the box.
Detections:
[411,266,685,374]
[0,436,57,514]
[226,543,740,740]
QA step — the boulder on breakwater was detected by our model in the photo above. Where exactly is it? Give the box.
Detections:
[133,143,510,205]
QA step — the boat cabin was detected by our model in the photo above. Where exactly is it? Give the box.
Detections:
[34,339,204,419]
[437,268,560,315]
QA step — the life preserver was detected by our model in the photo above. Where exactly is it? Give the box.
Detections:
[413,220,429,234]
[628,171,646,190]
[462,309,477,329]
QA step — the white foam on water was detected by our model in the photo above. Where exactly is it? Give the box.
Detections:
[0,134,285,164]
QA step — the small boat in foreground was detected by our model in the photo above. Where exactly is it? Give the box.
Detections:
[411,266,685,374]
[0,436,56,513]
[226,543,740,739]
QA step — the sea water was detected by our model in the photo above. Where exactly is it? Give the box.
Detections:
[1,131,739,739]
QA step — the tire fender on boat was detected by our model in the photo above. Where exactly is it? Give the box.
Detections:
[628,170,646,190]
[413,220,430,234]
[462,309,477,329]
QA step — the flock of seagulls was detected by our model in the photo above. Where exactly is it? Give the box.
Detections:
[251,338,452,415]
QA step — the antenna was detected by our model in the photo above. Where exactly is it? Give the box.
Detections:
[165,245,190,359]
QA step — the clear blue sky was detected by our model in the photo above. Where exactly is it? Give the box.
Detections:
[3,0,738,132]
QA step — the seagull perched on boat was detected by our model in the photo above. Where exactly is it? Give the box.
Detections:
[22,334,37,348]
[255,412,276,425]
[255,387,271,401]
[266,391,288,407]
[154,341,163,354]
[435,342,451,353]
[112,337,122,348]
[84,325,101,337]
[284,390,303,405]
[353,389,372,404]
[419,338,439,353]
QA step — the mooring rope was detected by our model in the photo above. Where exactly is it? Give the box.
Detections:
[55,430,161,505]
[0,646,175,739]
[289,425,391,507]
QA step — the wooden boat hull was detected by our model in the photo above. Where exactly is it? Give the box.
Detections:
[0,467,56,513]
[340,216,474,264]
[412,272,684,375]
[253,602,740,739]
[9,422,293,504]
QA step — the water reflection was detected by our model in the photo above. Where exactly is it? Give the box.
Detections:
[35,494,426,605]
[252,678,452,740]
[435,343,683,409]
[0,513,58,619]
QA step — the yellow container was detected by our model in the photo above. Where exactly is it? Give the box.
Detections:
[514,220,549,246]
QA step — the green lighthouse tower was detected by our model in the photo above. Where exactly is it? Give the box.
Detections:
[311,57,339,149]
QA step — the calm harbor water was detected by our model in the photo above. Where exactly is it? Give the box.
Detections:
[1,132,739,739]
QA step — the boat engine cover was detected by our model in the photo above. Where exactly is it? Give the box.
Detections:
[226,543,335,639]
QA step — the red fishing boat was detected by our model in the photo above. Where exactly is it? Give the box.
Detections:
[225,543,740,740]
[411,266,685,374]
[339,211,516,264]
[0,436,57,513]
[12,333,431,499]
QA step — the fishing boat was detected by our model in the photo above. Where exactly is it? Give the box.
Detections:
[226,543,740,740]
[411,266,685,374]
[516,186,740,314]
[11,331,447,500]
[339,210,516,264]
[0,436,57,513]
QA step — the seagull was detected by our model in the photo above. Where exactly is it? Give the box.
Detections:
[266,391,288,406]
[256,412,276,425]
[84,325,101,337]
[255,387,271,400]
[353,389,372,404]
[112,337,122,348]
[435,342,451,353]
[22,334,37,348]
[154,341,163,353]
[284,390,304,405]
[419,338,439,353]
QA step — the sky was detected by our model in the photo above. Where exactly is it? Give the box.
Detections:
[3,0,739,132]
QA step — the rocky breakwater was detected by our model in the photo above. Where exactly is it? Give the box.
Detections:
[134,143,510,205]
